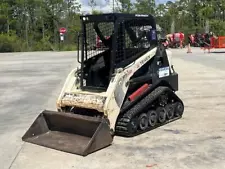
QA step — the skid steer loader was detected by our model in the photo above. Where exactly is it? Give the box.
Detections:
[22,13,184,156]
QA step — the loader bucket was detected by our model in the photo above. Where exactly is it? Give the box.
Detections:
[22,110,113,156]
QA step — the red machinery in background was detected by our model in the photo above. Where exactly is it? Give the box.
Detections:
[210,36,225,48]
[199,35,225,53]
[166,32,185,48]
[188,33,206,47]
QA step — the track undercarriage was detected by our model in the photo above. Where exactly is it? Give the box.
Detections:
[115,86,184,137]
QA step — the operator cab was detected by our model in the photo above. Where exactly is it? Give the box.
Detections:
[77,13,158,91]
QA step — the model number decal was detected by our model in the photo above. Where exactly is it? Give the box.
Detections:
[159,67,170,78]
[140,53,154,66]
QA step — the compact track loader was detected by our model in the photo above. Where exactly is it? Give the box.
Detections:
[22,13,184,156]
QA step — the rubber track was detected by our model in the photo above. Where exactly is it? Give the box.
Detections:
[115,86,182,137]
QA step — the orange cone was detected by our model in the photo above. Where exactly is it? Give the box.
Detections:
[187,43,192,53]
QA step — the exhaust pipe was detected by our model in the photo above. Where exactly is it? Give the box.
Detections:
[22,110,113,156]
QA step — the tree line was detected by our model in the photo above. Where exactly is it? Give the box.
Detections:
[1,0,225,52]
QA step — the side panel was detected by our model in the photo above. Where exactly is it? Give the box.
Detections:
[158,72,178,91]
[104,47,157,130]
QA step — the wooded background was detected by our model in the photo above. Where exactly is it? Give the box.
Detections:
[1,0,225,52]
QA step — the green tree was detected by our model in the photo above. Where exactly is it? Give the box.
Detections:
[134,0,156,15]
[115,0,134,13]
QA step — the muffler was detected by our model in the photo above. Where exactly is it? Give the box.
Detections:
[22,110,113,156]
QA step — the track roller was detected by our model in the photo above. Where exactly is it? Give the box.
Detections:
[157,107,167,123]
[165,103,175,120]
[174,102,184,117]
[138,113,149,130]
[147,110,157,127]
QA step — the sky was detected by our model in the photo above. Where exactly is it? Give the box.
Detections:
[78,0,176,13]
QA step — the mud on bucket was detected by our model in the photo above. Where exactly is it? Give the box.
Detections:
[22,110,113,156]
